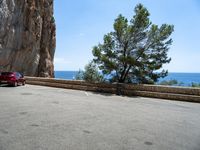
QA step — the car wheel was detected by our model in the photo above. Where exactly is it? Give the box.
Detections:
[22,81,25,86]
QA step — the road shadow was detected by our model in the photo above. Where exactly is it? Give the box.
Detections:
[90,90,139,98]
[0,84,15,88]
[90,91,114,96]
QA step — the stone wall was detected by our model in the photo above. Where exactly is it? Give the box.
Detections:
[25,77,200,103]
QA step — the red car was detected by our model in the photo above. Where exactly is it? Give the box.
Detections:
[0,72,25,87]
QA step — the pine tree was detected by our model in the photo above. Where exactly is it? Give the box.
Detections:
[92,3,174,84]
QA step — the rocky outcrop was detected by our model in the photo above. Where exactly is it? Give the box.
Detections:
[0,0,56,77]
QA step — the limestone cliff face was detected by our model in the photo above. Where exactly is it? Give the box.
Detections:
[0,0,56,77]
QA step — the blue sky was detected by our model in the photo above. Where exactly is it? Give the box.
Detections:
[54,0,200,73]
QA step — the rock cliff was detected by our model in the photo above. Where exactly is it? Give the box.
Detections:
[0,0,56,77]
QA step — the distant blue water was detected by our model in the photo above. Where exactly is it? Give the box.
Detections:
[54,71,200,86]
[159,73,200,86]
[55,71,78,80]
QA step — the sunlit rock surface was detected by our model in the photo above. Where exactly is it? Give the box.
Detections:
[0,0,56,77]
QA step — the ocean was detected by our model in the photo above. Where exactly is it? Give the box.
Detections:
[158,73,200,86]
[55,71,77,80]
[54,71,200,86]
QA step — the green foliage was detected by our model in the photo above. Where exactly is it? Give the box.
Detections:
[159,79,178,85]
[75,61,104,83]
[92,3,174,84]
[51,16,55,23]
[75,69,84,80]
[159,79,182,86]
[159,81,200,87]
[191,82,200,88]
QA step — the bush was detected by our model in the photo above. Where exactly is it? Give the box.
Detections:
[159,79,182,86]
[75,61,104,83]
[75,69,84,80]
[191,82,200,88]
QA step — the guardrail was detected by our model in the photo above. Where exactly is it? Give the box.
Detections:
[25,77,200,103]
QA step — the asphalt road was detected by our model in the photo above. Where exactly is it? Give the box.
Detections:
[0,84,200,150]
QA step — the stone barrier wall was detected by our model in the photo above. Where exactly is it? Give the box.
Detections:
[25,77,200,103]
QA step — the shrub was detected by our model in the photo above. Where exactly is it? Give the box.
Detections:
[191,82,200,88]
[159,79,181,86]
[75,61,104,83]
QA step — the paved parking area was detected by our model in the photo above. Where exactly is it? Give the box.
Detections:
[0,84,200,150]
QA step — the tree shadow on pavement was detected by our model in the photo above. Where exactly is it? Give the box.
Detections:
[90,90,139,98]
